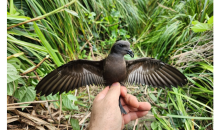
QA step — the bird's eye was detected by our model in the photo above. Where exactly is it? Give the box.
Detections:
[119,45,124,47]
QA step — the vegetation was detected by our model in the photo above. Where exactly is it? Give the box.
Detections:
[7,0,213,129]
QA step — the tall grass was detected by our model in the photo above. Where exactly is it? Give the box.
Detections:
[7,0,213,129]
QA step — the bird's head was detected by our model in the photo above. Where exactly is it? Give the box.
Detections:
[111,40,134,58]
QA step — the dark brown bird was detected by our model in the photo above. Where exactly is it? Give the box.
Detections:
[35,40,187,114]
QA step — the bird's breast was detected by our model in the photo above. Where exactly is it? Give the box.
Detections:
[103,56,127,85]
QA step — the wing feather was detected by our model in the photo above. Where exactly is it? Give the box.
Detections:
[140,72,144,85]
[150,73,161,87]
[143,73,149,86]
[59,77,72,94]
[35,59,104,96]
[66,77,76,93]
[41,74,62,96]
[47,75,67,96]
[125,58,187,88]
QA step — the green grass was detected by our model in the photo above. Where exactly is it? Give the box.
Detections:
[7,0,213,129]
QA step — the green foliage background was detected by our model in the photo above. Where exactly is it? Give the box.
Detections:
[7,0,213,129]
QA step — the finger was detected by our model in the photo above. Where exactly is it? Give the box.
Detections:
[120,98,125,106]
[123,111,149,125]
[138,102,151,111]
[122,102,151,113]
[94,86,110,102]
[123,94,139,108]
[121,119,125,130]
[122,105,130,113]
[120,86,127,97]
[105,82,121,100]
[123,105,138,112]
[120,96,138,106]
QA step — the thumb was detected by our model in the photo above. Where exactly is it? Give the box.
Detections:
[94,86,110,102]
[105,82,121,100]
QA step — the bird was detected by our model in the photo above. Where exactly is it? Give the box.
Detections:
[35,40,187,114]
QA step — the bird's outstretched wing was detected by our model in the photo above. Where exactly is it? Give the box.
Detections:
[35,59,105,96]
[125,58,187,88]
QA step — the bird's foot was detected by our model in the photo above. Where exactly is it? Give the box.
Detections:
[119,82,127,114]
[119,96,127,114]
[109,83,127,114]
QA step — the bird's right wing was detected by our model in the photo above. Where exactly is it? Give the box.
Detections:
[125,58,187,88]
[35,59,105,96]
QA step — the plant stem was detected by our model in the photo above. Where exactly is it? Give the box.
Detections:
[7,52,24,60]
[7,0,77,30]
[21,55,49,76]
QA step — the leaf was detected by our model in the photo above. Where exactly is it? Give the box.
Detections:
[111,30,117,38]
[7,63,21,83]
[19,87,36,106]
[118,29,127,36]
[14,86,27,101]
[124,55,133,60]
[6,80,18,96]
[46,93,59,108]
[9,0,17,15]
[191,23,211,32]
[167,114,213,120]
[88,12,96,20]
[33,22,62,67]
[111,9,120,17]
[7,15,31,21]
[205,14,210,20]
[62,95,78,110]
[65,115,70,119]
[65,9,79,18]
[40,96,46,101]
[151,121,162,130]
[70,118,80,130]
[74,101,87,107]
[6,82,14,96]
[208,16,213,24]
[18,78,26,85]
[7,52,24,60]
[151,122,156,129]
[191,20,200,25]
[62,95,71,109]
[125,35,130,38]
[46,93,58,100]
[7,37,49,53]
[168,110,186,128]
[67,94,77,101]
[43,94,59,108]
[7,57,22,69]
[199,63,213,72]
[149,93,157,102]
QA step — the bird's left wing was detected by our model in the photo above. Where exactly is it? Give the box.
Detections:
[35,59,105,96]
[125,58,187,88]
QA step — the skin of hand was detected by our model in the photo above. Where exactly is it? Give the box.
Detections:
[89,82,151,130]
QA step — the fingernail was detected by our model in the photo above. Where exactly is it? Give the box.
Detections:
[112,82,120,86]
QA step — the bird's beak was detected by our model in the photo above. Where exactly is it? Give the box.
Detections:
[127,50,134,58]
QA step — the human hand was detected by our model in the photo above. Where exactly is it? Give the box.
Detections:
[89,82,151,130]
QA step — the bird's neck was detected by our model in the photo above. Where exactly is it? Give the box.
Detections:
[108,52,124,59]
